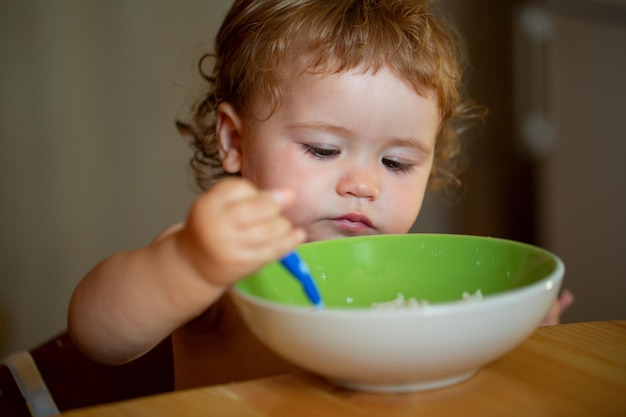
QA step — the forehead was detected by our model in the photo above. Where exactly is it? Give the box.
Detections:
[249,66,441,150]
[247,59,440,121]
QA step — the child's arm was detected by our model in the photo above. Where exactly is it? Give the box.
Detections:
[67,178,305,365]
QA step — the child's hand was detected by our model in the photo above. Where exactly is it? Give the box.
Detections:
[68,177,304,365]
[177,178,306,287]
[541,289,575,326]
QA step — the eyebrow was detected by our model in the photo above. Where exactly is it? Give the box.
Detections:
[286,122,352,138]
[286,122,432,155]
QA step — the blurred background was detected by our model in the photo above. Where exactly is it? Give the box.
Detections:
[1,0,625,357]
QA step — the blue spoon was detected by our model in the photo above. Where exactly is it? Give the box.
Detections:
[280,251,324,308]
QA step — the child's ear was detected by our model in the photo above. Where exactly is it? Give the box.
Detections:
[216,102,244,173]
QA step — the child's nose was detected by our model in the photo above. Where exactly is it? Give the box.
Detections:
[336,166,380,201]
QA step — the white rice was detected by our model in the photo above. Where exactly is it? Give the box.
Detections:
[461,289,483,302]
[371,290,483,310]
[370,293,428,309]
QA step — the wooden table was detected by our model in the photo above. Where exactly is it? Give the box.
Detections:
[61,321,626,416]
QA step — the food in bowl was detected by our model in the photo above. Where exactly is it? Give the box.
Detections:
[371,292,429,309]
[371,289,483,310]
[231,234,564,392]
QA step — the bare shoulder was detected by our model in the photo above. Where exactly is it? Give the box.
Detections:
[152,222,185,243]
[171,292,298,389]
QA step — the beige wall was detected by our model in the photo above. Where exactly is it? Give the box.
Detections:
[0,0,234,356]
[458,0,626,324]
[536,5,626,322]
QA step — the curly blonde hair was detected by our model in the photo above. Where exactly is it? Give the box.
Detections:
[176,0,484,192]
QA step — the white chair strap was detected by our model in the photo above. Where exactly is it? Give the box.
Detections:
[2,351,60,417]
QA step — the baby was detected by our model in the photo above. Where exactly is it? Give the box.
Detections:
[68,0,568,391]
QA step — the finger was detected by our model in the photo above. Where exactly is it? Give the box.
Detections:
[241,217,307,252]
[236,226,307,264]
[212,179,296,210]
[265,188,296,210]
[225,189,296,227]
[210,177,259,207]
[197,224,299,269]
[235,216,294,245]
[541,301,561,326]
[557,289,575,313]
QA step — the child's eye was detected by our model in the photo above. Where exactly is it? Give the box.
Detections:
[382,158,415,173]
[301,144,340,159]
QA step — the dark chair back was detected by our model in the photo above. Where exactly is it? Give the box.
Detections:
[1,331,173,416]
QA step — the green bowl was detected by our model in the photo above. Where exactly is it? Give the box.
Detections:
[231,234,564,392]
[235,233,560,308]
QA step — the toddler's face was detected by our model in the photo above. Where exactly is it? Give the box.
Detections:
[220,66,440,242]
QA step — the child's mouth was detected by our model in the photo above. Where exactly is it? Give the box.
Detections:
[332,214,374,232]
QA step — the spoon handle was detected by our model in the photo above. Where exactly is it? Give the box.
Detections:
[280,252,323,308]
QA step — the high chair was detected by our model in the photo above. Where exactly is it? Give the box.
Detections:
[1,331,173,417]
